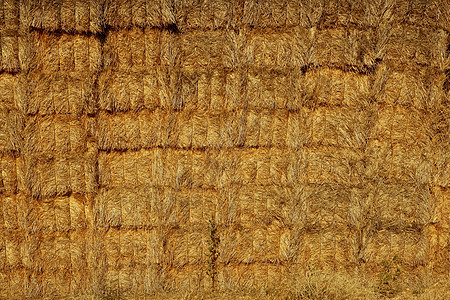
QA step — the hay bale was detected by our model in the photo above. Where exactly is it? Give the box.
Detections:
[392,0,450,32]
[21,0,103,33]
[99,69,182,112]
[24,71,97,115]
[30,31,102,73]
[175,0,240,31]
[366,140,434,184]
[0,0,20,30]
[181,30,225,72]
[0,110,22,153]
[289,147,364,185]
[374,62,447,110]
[0,153,18,194]
[370,106,435,148]
[314,28,377,70]
[385,24,449,69]
[104,0,176,28]
[103,28,180,71]
[20,143,97,198]
[302,68,371,108]
[0,29,21,73]
[23,114,94,154]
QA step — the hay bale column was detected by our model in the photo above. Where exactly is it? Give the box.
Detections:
[0,2,32,298]
[17,30,100,297]
[1,1,102,296]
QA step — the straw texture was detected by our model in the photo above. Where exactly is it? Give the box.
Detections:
[0,0,448,298]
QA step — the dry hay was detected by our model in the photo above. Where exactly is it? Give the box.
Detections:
[20,0,103,33]
[0,0,449,299]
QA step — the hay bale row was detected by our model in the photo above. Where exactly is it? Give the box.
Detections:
[95,108,370,150]
[102,26,446,74]
[20,0,103,33]
[1,30,101,73]
[19,143,97,198]
[99,69,370,111]
[99,64,445,113]
[97,147,366,188]
[101,0,450,31]
[23,114,95,154]
[2,0,450,32]
[96,143,444,189]
[103,27,381,72]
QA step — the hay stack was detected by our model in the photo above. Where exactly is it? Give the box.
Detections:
[0,0,448,298]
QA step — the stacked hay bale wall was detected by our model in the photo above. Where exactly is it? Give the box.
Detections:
[0,0,448,298]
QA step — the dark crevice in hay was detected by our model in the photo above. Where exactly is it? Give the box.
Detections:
[444,69,449,92]
[28,26,103,38]
[165,23,180,35]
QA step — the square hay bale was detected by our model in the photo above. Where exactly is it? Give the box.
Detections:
[0,73,20,111]
[96,111,142,151]
[0,29,22,73]
[104,0,176,28]
[315,28,376,70]
[366,140,435,184]
[187,225,204,265]
[219,264,254,290]
[385,24,449,68]
[302,68,371,108]
[433,187,449,229]
[220,109,246,148]
[367,183,432,229]
[334,228,355,269]
[302,184,352,229]
[24,71,97,115]
[243,0,286,28]
[376,63,447,110]
[175,0,239,31]
[309,107,370,148]
[321,0,367,28]
[3,229,23,269]
[0,113,22,153]
[244,28,305,70]
[370,106,434,148]
[103,29,180,71]
[298,147,365,185]
[165,227,189,268]
[21,0,103,33]
[30,32,101,73]
[95,187,156,228]
[23,115,93,155]
[216,186,240,227]
[0,0,19,30]
[181,31,225,73]
[21,145,97,198]
[0,153,18,194]
[286,109,312,149]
